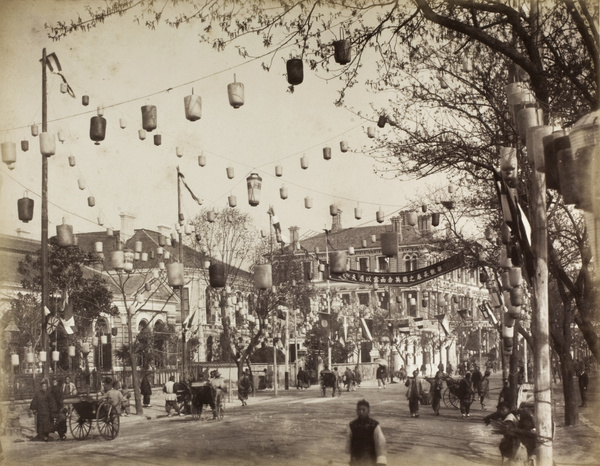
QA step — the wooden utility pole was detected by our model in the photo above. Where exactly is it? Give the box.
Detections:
[41,48,49,377]
[177,167,185,380]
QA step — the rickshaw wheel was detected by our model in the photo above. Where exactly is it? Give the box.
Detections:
[96,400,120,440]
[69,408,92,440]
[448,390,460,409]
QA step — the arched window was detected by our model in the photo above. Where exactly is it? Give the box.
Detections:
[404,254,418,271]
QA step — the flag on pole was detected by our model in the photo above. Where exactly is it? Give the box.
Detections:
[60,292,75,335]
[44,306,51,316]
[178,171,203,205]
[434,314,450,336]
[267,206,289,244]
[360,318,373,341]
[183,311,195,330]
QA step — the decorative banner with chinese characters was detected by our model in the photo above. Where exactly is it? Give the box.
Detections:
[330,254,464,287]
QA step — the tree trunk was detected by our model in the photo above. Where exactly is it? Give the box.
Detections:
[573,314,600,362]
[557,348,579,426]
[127,308,143,416]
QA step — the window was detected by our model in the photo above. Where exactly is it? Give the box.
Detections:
[303,261,313,281]
[341,293,351,305]
[358,257,369,272]
[357,293,370,306]
[377,256,389,273]
[404,254,418,271]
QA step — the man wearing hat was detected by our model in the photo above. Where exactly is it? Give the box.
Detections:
[480,370,491,410]
[29,380,57,441]
[163,375,182,417]
[210,370,227,419]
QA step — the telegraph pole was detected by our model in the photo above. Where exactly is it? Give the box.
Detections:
[176,167,185,380]
[41,48,49,377]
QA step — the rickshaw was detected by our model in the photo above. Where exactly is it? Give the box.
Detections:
[64,394,120,440]
[442,377,475,409]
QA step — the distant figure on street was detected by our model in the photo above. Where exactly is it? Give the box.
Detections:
[376,364,387,389]
[210,370,227,418]
[517,367,525,385]
[62,376,77,396]
[334,367,343,393]
[297,367,305,389]
[238,369,252,406]
[354,367,362,389]
[431,370,444,416]
[578,366,589,407]
[163,376,182,417]
[398,366,407,383]
[458,373,475,418]
[345,399,387,466]
[447,363,454,377]
[420,363,427,377]
[29,380,57,442]
[141,374,152,407]
[104,380,127,415]
[437,362,445,374]
[498,380,512,409]
[51,379,64,412]
[471,366,483,394]
[479,371,491,410]
[344,367,355,392]
[102,377,113,394]
[121,384,131,416]
[405,370,423,418]
[320,364,337,397]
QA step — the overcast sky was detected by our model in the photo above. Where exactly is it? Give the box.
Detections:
[0,0,444,243]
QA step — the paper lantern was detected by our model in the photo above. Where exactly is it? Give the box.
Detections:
[89,116,106,145]
[207,211,216,222]
[367,126,376,138]
[67,155,76,167]
[503,312,515,328]
[18,194,34,223]
[501,271,511,291]
[254,264,273,289]
[247,173,262,206]
[329,251,348,273]
[68,346,76,357]
[305,197,313,209]
[348,246,355,255]
[300,155,308,169]
[323,147,332,160]
[40,132,56,156]
[141,105,157,131]
[176,146,184,158]
[377,115,387,128]
[228,74,245,109]
[508,304,521,319]
[509,267,522,287]
[158,235,166,247]
[517,107,543,143]
[380,232,399,257]
[333,39,352,64]
[56,219,74,247]
[78,178,86,190]
[502,324,514,339]
[26,352,34,364]
[196,153,207,167]
[209,263,226,288]
[154,134,162,146]
[21,140,29,152]
[107,228,113,236]
[406,211,417,226]
[167,262,184,287]
[226,166,235,179]
[100,335,107,345]
[371,234,377,243]
[57,130,66,143]
[82,95,89,106]
[421,204,427,213]
[111,250,125,270]
[31,124,39,137]
[510,287,523,306]
[139,129,146,140]
[330,204,338,216]
[87,196,95,207]
[362,239,368,248]
[81,342,90,354]
[376,208,385,224]
[94,241,103,253]
[50,350,59,362]
[141,252,148,261]
[184,224,193,235]
[184,93,202,121]
[569,111,600,157]
[431,213,440,227]
[527,125,553,167]
[340,141,349,152]
[11,354,19,366]
[280,185,288,200]
[286,58,304,85]
[39,351,47,362]
[448,185,455,194]
[228,195,237,208]
[134,240,143,253]
[462,56,473,72]
[97,106,104,116]
[355,207,362,220]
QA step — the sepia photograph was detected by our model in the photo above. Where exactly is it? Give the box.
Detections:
[0,0,598,464]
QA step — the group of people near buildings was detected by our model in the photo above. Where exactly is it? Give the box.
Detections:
[29,376,77,442]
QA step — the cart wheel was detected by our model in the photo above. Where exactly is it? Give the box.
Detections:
[69,407,92,440]
[96,401,120,440]
[449,390,460,409]
[217,403,225,421]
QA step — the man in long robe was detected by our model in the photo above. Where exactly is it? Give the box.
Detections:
[29,380,57,441]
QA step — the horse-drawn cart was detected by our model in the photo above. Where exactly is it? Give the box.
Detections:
[64,395,120,440]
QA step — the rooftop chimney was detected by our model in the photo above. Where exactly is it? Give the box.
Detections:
[331,210,343,233]
[289,226,300,244]
[120,212,136,243]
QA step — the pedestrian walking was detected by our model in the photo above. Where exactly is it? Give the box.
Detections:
[431,371,444,416]
[398,366,406,383]
[163,376,182,417]
[334,367,343,394]
[29,380,57,442]
[297,367,305,389]
[376,364,387,389]
[480,370,490,410]
[578,365,589,407]
[210,370,227,419]
[471,366,483,393]
[458,373,475,418]
[141,373,152,407]
[238,369,252,406]
[344,367,355,392]
[345,399,387,466]
[405,370,424,418]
